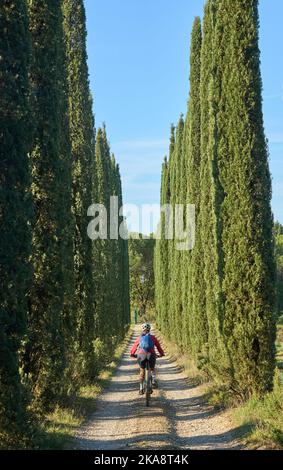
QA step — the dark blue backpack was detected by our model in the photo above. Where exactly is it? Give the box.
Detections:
[139,333,154,352]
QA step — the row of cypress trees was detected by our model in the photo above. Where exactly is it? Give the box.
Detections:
[0,0,130,446]
[155,0,276,399]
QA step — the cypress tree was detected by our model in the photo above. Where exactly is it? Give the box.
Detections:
[155,157,168,331]
[107,153,128,341]
[0,0,33,442]
[155,162,164,328]
[122,235,131,330]
[218,0,276,396]
[198,0,217,369]
[63,0,96,382]
[102,127,130,348]
[197,0,230,378]
[93,128,106,345]
[109,155,121,336]
[183,17,204,355]
[167,123,176,339]
[93,127,130,360]
[161,158,171,332]
[154,227,161,326]
[58,6,75,398]
[102,126,116,352]
[165,126,175,339]
[94,127,114,355]
[117,164,131,330]
[175,116,186,347]
[23,0,72,407]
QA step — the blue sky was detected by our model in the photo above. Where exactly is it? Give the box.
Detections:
[84,0,283,224]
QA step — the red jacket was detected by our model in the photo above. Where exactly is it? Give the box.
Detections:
[130,334,165,356]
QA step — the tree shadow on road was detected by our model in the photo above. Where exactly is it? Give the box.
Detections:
[76,425,245,450]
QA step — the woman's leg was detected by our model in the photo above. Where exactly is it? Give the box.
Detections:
[139,367,145,382]
[149,355,157,387]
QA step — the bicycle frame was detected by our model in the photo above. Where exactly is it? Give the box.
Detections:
[143,353,152,407]
[134,351,160,406]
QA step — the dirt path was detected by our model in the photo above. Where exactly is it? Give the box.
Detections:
[74,326,242,450]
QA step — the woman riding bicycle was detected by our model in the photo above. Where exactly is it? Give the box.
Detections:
[130,323,165,395]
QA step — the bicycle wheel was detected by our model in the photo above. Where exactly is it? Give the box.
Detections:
[145,361,151,407]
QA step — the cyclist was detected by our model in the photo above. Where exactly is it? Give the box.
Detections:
[130,323,165,394]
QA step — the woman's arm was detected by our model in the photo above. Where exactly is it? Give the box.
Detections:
[130,336,140,356]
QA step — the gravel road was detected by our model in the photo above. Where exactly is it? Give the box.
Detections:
[75,326,242,450]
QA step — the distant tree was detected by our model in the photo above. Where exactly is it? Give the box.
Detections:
[274,222,283,238]
[129,235,155,320]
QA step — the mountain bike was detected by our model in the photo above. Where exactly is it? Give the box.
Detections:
[134,353,160,407]
[144,352,153,407]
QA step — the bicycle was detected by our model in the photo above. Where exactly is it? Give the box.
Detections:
[144,352,153,406]
[134,353,160,407]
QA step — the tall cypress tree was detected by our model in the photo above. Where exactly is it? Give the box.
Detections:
[197,0,229,378]
[168,119,184,341]
[218,0,276,396]
[0,0,33,442]
[198,0,216,369]
[183,17,204,355]
[161,158,171,332]
[165,126,175,339]
[107,153,126,341]
[63,0,96,383]
[153,157,167,329]
[23,0,72,407]
[58,4,75,397]
[109,155,121,336]
[102,126,116,352]
[93,127,129,359]
[173,116,185,347]
[94,127,113,354]
[116,164,131,331]
[155,157,168,331]
[113,160,130,336]
[93,128,106,344]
